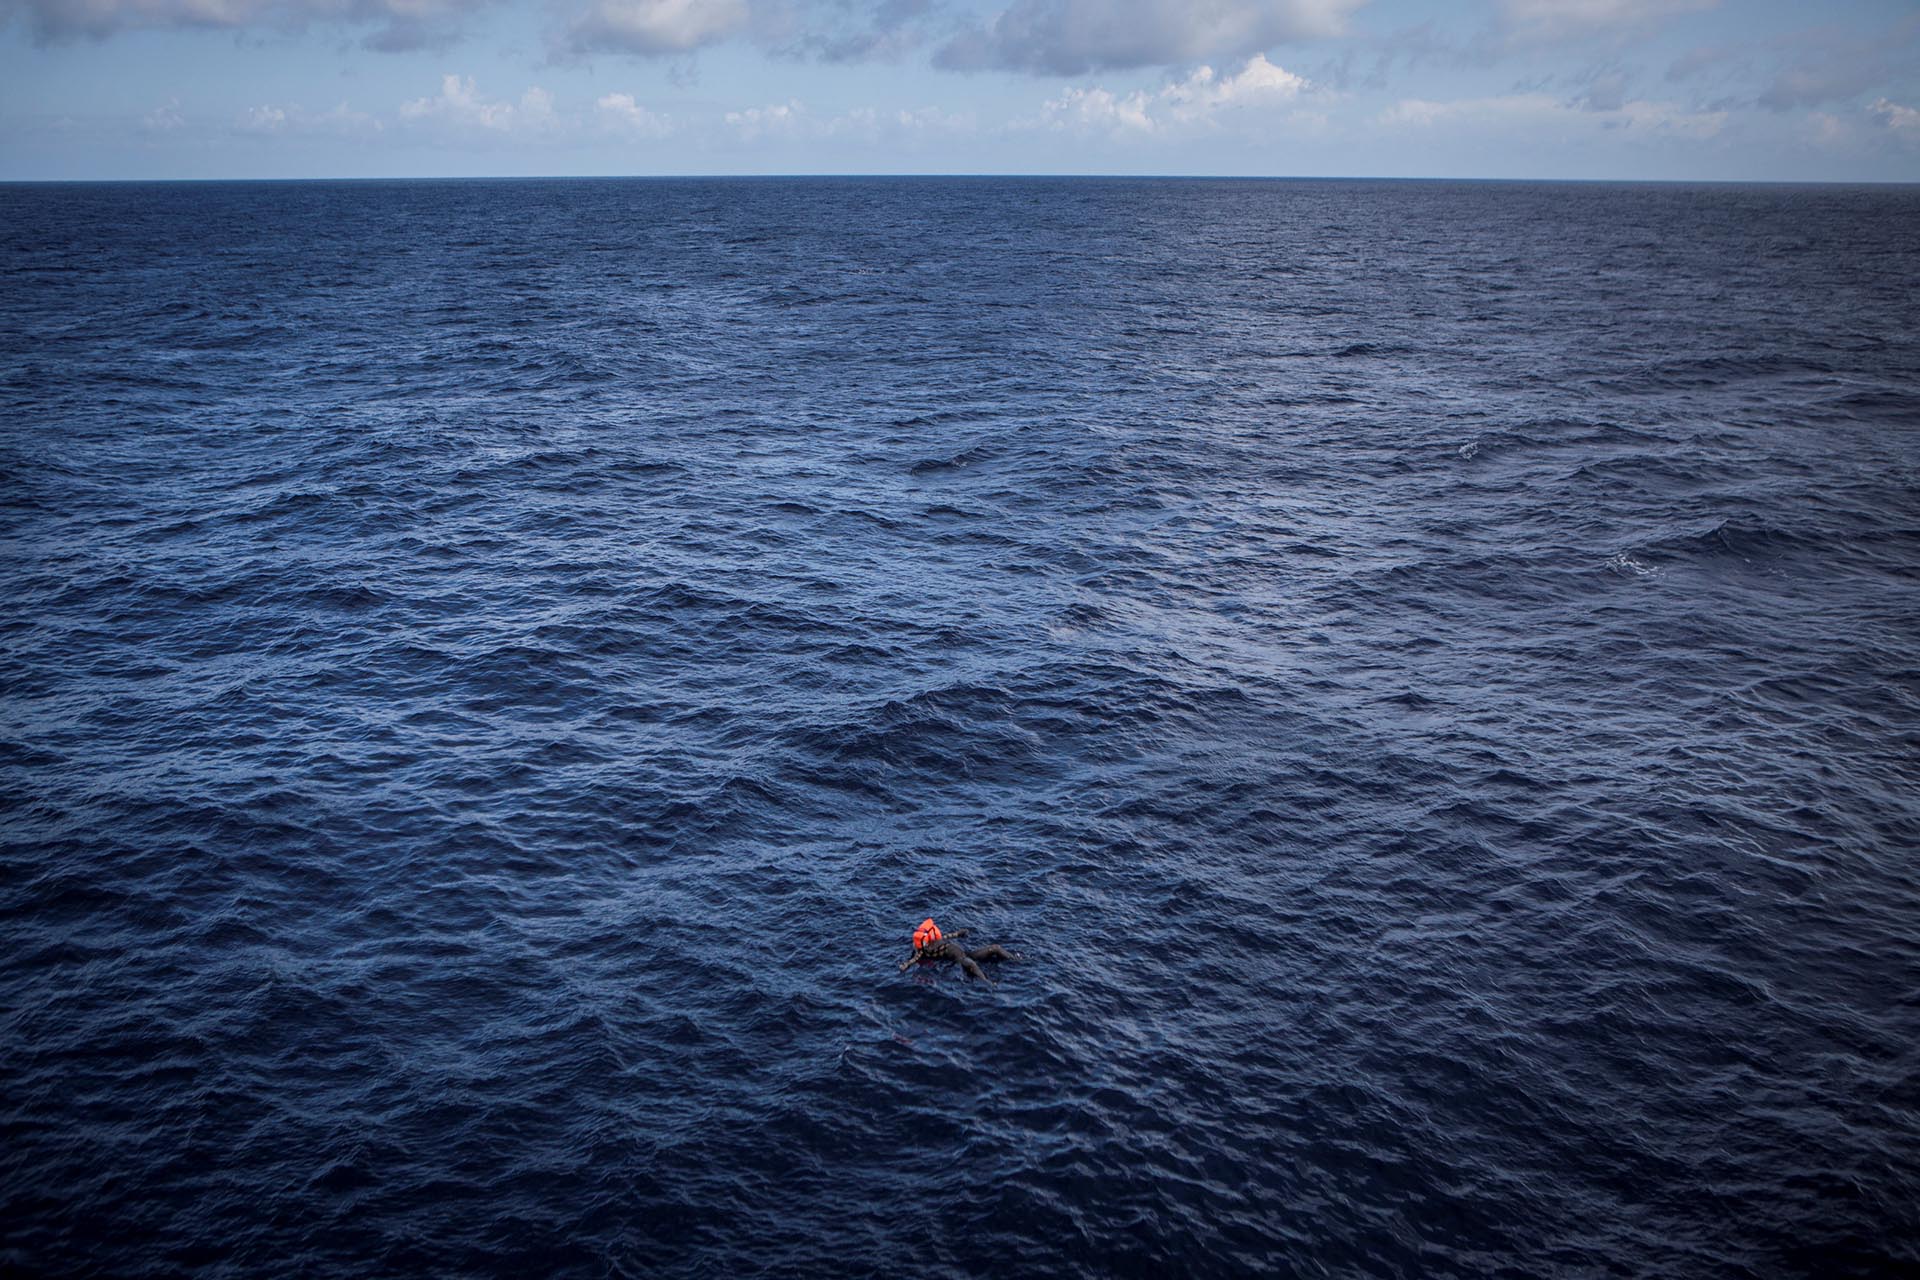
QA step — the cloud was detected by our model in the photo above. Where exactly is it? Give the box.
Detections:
[560,0,751,57]
[1809,111,1851,148]
[1377,92,1553,129]
[719,97,974,143]
[358,11,464,52]
[141,97,183,131]
[809,102,975,139]
[400,75,557,132]
[780,0,931,63]
[1379,90,1725,140]
[1500,0,1718,44]
[724,98,805,139]
[1335,4,1721,83]
[1043,85,1156,132]
[1039,53,1309,134]
[873,104,974,134]
[5,0,490,49]
[12,0,267,41]
[596,91,672,136]
[1871,97,1920,142]
[1760,54,1893,112]
[935,0,1359,76]
[237,100,381,135]
[9,0,941,63]
[1761,64,1874,112]
[1664,42,1738,82]
[1161,53,1308,119]
[1611,97,1725,139]
[1575,70,1627,112]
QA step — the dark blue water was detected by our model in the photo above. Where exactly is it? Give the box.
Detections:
[3,177,1918,1277]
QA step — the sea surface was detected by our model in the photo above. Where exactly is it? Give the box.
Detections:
[2,177,1918,1277]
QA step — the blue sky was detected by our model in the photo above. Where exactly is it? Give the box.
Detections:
[2,1,1917,180]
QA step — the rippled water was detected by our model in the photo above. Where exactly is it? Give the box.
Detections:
[3,178,1918,1277]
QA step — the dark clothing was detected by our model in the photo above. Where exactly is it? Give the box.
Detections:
[901,930,1018,980]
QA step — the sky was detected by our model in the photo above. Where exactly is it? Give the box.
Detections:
[1,0,1917,180]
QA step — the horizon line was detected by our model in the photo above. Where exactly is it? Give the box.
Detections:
[6,172,1920,187]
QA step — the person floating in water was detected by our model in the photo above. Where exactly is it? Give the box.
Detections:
[900,918,1019,981]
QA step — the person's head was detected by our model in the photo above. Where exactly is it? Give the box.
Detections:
[913,918,942,951]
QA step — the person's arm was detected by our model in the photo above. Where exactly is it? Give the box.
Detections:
[899,951,922,971]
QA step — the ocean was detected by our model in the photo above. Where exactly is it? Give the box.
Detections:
[2,177,1917,1276]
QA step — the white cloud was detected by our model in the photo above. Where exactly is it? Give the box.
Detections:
[724,98,805,140]
[596,91,672,137]
[141,96,183,131]
[936,0,1360,76]
[1161,52,1307,120]
[1376,93,1543,129]
[1043,86,1157,133]
[1040,53,1309,134]
[400,75,556,133]
[1870,97,1920,142]
[241,104,288,132]
[237,99,382,135]
[562,0,750,57]
[820,104,974,138]
[886,105,974,135]
[719,97,974,143]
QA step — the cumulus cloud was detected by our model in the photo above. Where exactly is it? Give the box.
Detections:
[237,99,381,134]
[803,102,975,138]
[5,0,490,49]
[596,91,672,136]
[724,98,805,139]
[1039,53,1309,134]
[1044,85,1156,132]
[560,0,750,57]
[400,75,557,132]
[936,0,1359,77]
[1162,53,1307,118]
[719,97,973,142]
[868,103,974,134]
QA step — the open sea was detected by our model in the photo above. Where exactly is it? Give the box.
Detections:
[2,177,1918,1277]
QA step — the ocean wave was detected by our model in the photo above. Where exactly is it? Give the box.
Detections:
[2,176,1916,1279]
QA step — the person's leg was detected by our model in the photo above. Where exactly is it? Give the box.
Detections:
[955,952,986,980]
[969,944,1017,963]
